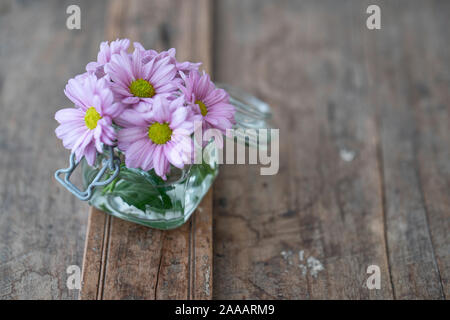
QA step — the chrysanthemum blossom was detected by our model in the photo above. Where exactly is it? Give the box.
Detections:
[86,38,130,79]
[105,48,178,109]
[117,96,194,179]
[180,70,236,136]
[134,42,201,75]
[55,74,121,165]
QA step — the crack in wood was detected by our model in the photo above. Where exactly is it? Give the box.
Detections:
[154,235,165,299]
[97,214,111,300]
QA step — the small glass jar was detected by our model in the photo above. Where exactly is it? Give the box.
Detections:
[77,84,273,229]
[82,142,219,229]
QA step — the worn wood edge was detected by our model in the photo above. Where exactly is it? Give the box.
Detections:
[80,208,110,300]
[80,0,214,300]
[190,189,213,299]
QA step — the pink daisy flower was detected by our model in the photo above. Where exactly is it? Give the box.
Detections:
[55,74,122,165]
[105,48,178,108]
[134,42,201,75]
[117,96,194,179]
[180,70,236,135]
[86,38,130,79]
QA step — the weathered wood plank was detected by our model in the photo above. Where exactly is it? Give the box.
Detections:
[80,208,109,299]
[1,0,448,300]
[213,0,393,299]
[364,0,448,299]
[414,1,450,297]
[80,0,213,300]
[0,0,108,299]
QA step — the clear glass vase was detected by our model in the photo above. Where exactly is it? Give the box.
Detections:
[82,142,219,230]
[78,84,273,229]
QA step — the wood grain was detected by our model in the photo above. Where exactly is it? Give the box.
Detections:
[364,0,449,298]
[80,0,213,300]
[212,0,448,299]
[0,0,448,300]
[0,0,107,299]
[213,0,391,299]
[414,1,450,297]
[81,199,212,299]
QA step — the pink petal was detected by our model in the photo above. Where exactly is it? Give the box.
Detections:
[117,127,148,151]
[114,109,150,127]
[124,138,149,168]
[140,144,156,171]
[164,143,184,169]
[123,96,140,104]
[84,143,97,166]
[153,145,166,178]
[151,97,167,123]
[169,107,188,129]
[55,121,85,138]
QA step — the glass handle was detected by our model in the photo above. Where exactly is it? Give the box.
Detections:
[54,145,121,201]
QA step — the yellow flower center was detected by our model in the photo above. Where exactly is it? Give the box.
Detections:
[84,107,102,130]
[148,122,172,145]
[195,100,208,116]
[129,79,155,98]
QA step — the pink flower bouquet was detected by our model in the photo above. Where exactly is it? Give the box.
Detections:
[55,39,235,229]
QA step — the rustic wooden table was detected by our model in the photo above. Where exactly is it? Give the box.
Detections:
[0,0,448,299]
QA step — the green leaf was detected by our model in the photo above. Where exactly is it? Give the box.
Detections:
[102,166,173,211]
[191,162,216,187]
